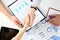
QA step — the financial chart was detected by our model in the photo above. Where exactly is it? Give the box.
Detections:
[7,0,60,40]
[8,0,45,26]
[21,20,60,40]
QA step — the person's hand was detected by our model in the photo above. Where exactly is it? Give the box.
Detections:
[49,14,60,26]
[24,15,30,27]
[10,16,22,27]
[12,15,30,40]
[26,8,35,26]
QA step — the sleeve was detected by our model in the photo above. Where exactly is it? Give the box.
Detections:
[31,0,41,8]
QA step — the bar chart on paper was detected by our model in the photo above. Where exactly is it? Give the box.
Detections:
[21,21,60,40]
[8,0,45,26]
[8,0,31,22]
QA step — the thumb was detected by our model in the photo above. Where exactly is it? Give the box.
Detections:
[24,15,30,27]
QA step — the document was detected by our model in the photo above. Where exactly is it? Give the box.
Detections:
[8,0,45,26]
[2,0,60,40]
[21,7,60,40]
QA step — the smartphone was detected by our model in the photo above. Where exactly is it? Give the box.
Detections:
[0,26,19,40]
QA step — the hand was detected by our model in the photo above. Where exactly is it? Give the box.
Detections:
[24,15,30,27]
[25,8,35,26]
[49,14,60,26]
[10,16,22,27]
[12,15,30,40]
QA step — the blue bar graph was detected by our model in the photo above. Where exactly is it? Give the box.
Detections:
[15,8,19,13]
[15,1,29,13]
[50,35,60,40]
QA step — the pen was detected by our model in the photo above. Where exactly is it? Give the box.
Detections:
[49,15,55,19]
[46,15,55,22]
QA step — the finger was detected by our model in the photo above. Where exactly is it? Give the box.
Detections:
[22,20,25,26]
[16,19,22,25]
[13,16,22,25]
[24,15,30,27]
[50,21,56,26]
[49,18,55,22]
[26,15,30,24]
[15,20,23,28]
[29,14,35,26]
[14,21,21,27]
[50,20,58,26]
[53,21,59,26]
[23,15,27,26]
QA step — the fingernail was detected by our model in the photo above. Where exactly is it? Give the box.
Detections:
[20,24,24,27]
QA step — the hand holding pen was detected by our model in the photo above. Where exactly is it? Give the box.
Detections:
[46,14,60,26]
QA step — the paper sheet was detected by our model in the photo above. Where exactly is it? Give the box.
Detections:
[2,0,60,40]
[8,0,45,26]
[21,20,60,40]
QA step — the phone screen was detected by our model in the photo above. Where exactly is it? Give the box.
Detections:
[0,27,19,40]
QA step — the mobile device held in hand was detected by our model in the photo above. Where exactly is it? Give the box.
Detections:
[0,26,19,40]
